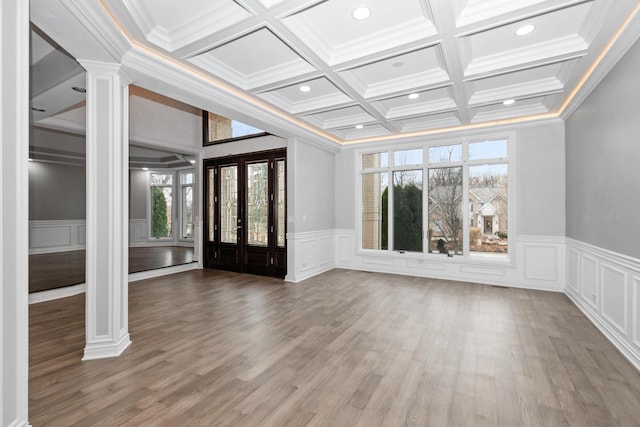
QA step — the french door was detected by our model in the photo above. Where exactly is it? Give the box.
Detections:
[204,149,286,278]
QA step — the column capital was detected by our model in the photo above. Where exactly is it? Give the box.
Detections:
[78,60,134,86]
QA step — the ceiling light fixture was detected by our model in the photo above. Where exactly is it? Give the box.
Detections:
[352,6,371,20]
[28,158,34,162]
[299,85,311,93]
[189,159,196,164]
[355,124,364,129]
[503,99,516,105]
[31,107,46,112]
[515,24,535,36]
[142,167,149,171]
[408,93,420,100]
[72,86,87,93]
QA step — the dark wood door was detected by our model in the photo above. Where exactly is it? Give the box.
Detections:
[204,149,286,278]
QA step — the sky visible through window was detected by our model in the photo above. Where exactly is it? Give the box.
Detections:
[231,121,264,138]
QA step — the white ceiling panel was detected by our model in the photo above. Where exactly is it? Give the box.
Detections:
[461,2,596,78]
[188,28,316,90]
[454,0,551,28]
[339,46,450,99]
[123,0,252,52]
[258,77,353,114]
[282,0,437,66]
[392,112,462,133]
[470,96,551,122]
[370,86,457,120]
[330,123,392,141]
[301,105,376,129]
[467,60,576,106]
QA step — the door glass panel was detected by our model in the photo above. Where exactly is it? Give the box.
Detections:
[220,165,237,243]
[247,162,268,246]
[208,168,215,242]
[276,160,286,247]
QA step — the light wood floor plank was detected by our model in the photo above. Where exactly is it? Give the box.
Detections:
[29,268,640,426]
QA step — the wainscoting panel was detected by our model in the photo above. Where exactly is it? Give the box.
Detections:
[581,255,599,309]
[601,264,627,335]
[567,247,580,293]
[333,231,565,292]
[565,238,640,371]
[130,219,147,244]
[524,245,558,281]
[634,277,640,348]
[285,230,336,283]
[29,220,85,254]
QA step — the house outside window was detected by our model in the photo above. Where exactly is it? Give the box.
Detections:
[360,137,511,259]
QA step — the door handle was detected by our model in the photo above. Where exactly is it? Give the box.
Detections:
[236,226,243,229]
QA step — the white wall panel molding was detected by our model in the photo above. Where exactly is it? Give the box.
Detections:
[29,220,86,254]
[565,238,640,372]
[334,231,565,292]
[285,229,336,283]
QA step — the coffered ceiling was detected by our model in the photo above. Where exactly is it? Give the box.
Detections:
[30,0,640,145]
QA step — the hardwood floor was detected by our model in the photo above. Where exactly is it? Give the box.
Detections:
[29,246,194,293]
[29,269,640,426]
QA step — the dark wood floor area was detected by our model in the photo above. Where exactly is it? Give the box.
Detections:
[29,246,194,293]
[29,269,640,426]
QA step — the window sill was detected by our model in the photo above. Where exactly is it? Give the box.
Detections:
[356,248,515,268]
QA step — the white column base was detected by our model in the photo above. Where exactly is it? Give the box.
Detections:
[83,332,131,361]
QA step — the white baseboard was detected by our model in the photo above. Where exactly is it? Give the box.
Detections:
[565,238,640,372]
[29,283,86,304]
[7,419,30,427]
[128,262,199,282]
[29,263,200,304]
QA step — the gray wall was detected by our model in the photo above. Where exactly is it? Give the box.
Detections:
[291,140,335,233]
[129,169,148,219]
[516,122,566,236]
[29,162,85,220]
[566,37,640,259]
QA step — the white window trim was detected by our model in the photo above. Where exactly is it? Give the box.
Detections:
[355,131,517,268]
[147,168,196,243]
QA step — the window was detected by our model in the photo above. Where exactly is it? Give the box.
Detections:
[150,169,195,240]
[150,173,173,238]
[180,171,194,239]
[203,111,268,145]
[360,139,510,258]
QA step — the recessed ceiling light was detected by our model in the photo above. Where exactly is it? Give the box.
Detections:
[299,85,311,93]
[515,24,535,36]
[189,159,196,164]
[503,99,516,105]
[72,86,86,93]
[408,93,420,100]
[355,124,364,129]
[352,6,371,20]
[28,158,34,162]
[142,167,149,171]
[31,107,46,112]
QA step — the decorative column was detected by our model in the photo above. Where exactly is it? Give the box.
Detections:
[80,61,131,360]
[1,0,30,424]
